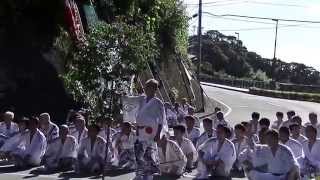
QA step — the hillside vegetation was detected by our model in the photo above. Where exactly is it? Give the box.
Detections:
[188,30,320,85]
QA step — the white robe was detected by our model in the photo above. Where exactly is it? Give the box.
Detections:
[44,135,78,167]
[249,144,298,180]
[196,131,216,149]
[0,130,28,153]
[302,139,320,169]
[166,108,178,127]
[41,122,59,143]
[158,139,187,175]
[136,96,167,141]
[0,122,19,142]
[71,128,88,145]
[213,119,229,129]
[185,127,200,145]
[271,120,284,130]
[197,138,236,177]
[292,134,308,144]
[174,137,198,163]
[232,137,249,169]
[78,136,106,165]
[15,129,47,165]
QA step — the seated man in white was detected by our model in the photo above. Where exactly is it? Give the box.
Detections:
[185,116,200,145]
[158,133,187,177]
[196,118,216,149]
[304,112,320,138]
[0,117,28,160]
[0,111,19,147]
[77,124,106,174]
[164,102,178,128]
[171,125,197,171]
[39,113,59,144]
[231,124,249,176]
[70,114,88,144]
[301,125,320,178]
[213,111,229,129]
[248,129,300,180]
[42,125,78,171]
[271,112,284,130]
[279,126,304,167]
[112,121,136,170]
[290,123,307,144]
[11,116,47,168]
[197,124,236,179]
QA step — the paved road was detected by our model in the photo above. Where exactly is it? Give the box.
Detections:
[1,84,320,180]
[202,85,320,125]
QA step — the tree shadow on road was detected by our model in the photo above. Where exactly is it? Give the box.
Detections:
[103,169,134,177]
[0,165,31,173]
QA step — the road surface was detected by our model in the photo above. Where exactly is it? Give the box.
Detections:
[1,84,319,180]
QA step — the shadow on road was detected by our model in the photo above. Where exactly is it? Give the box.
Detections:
[104,169,134,177]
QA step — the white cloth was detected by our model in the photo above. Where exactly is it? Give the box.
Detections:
[41,122,59,143]
[158,139,187,175]
[113,131,137,150]
[136,96,167,141]
[213,119,229,129]
[292,134,308,145]
[166,107,178,127]
[185,127,200,145]
[98,127,116,142]
[196,131,216,149]
[0,130,27,153]
[282,120,293,128]
[14,129,47,165]
[71,128,88,144]
[248,144,298,179]
[271,120,284,130]
[174,137,198,163]
[122,96,141,123]
[197,138,236,177]
[232,137,249,165]
[0,122,19,139]
[284,138,304,160]
[78,136,106,164]
[45,135,78,167]
[304,122,320,138]
[302,139,320,169]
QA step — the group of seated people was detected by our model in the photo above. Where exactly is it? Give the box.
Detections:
[0,107,320,180]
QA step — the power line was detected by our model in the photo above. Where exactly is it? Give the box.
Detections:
[203,12,320,24]
[243,1,308,8]
[203,13,276,25]
[210,24,320,32]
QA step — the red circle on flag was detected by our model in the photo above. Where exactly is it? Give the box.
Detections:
[145,127,153,134]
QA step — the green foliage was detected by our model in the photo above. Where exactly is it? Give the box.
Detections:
[62,22,158,118]
[189,30,320,85]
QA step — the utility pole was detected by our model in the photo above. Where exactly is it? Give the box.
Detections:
[197,0,202,80]
[197,0,204,112]
[273,19,279,60]
[235,32,239,40]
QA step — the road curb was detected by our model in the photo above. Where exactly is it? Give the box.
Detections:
[200,82,249,93]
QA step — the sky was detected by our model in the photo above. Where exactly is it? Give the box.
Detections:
[183,0,320,70]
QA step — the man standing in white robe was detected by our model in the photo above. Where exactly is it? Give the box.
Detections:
[301,125,320,178]
[196,124,236,179]
[279,126,304,168]
[39,113,59,144]
[77,124,106,174]
[185,116,200,145]
[12,116,47,168]
[196,118,216,149]
[283,110,296,128]
[248,129,300,180]
[134,79,167,180]
[43,125,77,171]
[271,112,284,130]
[0,117,28,160]
[158,134,186,176]
[0,111,19,147]
[71,114,88,145]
